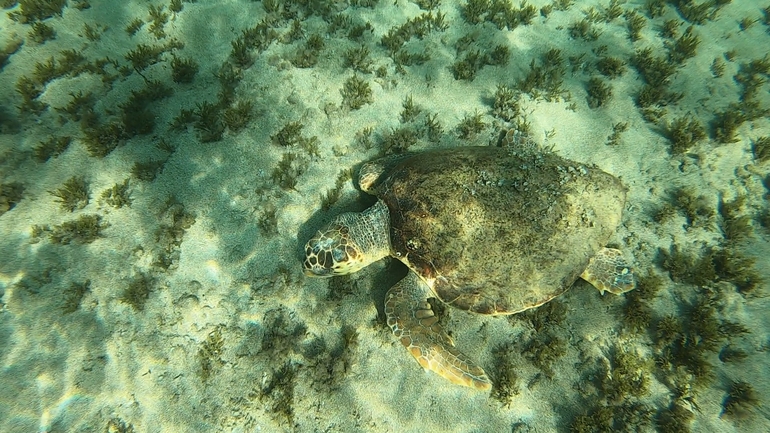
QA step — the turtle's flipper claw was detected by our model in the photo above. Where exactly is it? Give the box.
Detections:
[385,273,492,391]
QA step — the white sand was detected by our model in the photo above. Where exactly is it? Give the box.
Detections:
[1,0,769,432]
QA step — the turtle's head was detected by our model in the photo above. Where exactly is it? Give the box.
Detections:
[303,217,367,277]
[303,203,391,277]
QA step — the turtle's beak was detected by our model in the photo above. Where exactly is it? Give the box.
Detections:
[304,266,334,277]
[303,267,321,277]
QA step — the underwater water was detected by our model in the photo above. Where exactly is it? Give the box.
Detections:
[0,0,769,431]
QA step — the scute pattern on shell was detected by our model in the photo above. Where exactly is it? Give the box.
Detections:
[368,146,626,315]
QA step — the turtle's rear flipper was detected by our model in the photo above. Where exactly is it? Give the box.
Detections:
[385,272,492,391]
[581,247,635,295]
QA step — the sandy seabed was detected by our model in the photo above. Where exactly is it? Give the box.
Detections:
[1,0,769,432]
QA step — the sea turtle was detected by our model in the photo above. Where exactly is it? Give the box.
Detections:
[302,130,635,391]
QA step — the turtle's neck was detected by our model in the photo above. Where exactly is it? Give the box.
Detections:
[347,199,391,263]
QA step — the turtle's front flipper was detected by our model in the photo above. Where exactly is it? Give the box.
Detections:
[385,272,492,391]
[581,247,635,295]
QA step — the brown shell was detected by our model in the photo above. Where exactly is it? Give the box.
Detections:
[368,146,627,315]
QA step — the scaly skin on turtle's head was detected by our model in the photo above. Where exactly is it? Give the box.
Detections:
[303,219,365,277]
[303,200,392,277]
